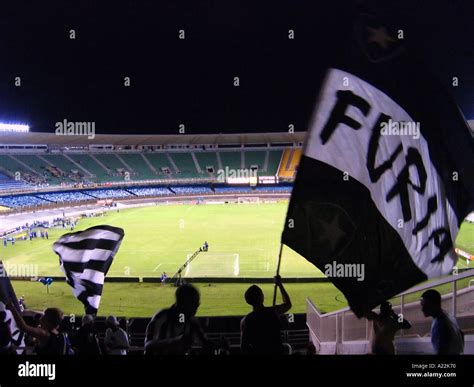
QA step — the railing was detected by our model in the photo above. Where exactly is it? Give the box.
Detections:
[307,269,474,354]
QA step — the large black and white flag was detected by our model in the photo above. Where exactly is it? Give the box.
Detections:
[282,13,474,317]
[53,225,125,314]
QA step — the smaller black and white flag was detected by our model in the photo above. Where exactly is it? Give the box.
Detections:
[53,225,125,314]
[0,261,26,353]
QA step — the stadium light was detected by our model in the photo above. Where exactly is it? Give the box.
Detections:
[0,123,30,133]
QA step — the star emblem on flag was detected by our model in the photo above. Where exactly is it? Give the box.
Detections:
[316,214,347,252]
[366,26,396,50]
[301,202,356,260]
[355,13,405,63]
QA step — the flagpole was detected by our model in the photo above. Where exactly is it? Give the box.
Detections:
[272,242,284,306]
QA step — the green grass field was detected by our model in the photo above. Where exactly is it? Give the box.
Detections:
[2,202,321,278]
[2,202,473,317]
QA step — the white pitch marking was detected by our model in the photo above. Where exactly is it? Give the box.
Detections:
[153,263,163,272]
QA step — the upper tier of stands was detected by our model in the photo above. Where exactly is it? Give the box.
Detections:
[219,151,242,170]
[0,149,292,187]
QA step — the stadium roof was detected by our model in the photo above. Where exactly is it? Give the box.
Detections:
[0,132,305,146]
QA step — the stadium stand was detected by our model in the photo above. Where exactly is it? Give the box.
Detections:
[142,153,173,177]
[252,185,292,193]
[243,150,266,172]
[68,154,109,181]
[0,133,303,210]
[14,155,63,184]
[266,150,283,175]
[171,185,213,195]
[214,186,253,193]
[195,151,218,176]
[278,148,301,179]
[127,187,171,196]
[41,154,88,182]
[93,154,131,181]
[0,149,299,187]
[119,154,157,180]
[0,155,46,185]
[86,189,132,199]
[169,153,199,178]
[0,195,47,208]
[219,151,242,170]
[0,172,31,190]
[36,191,93,203]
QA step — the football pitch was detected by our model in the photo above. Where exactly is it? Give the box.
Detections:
[2,201,473,317]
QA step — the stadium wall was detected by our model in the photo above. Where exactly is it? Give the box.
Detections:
[11,276,330,284]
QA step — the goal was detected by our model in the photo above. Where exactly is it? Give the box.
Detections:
[184,253,240,277]
[237,196,260,204]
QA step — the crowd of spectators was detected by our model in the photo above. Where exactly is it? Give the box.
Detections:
[0,195,47,208]
[171,186,213,195]
[0,184,294,209]
[128,187,172,196]
[36,192,92,203]
[1,282,463,356]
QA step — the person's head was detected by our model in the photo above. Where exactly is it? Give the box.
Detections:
[106,315,119,330]
[39,308,63,331]
[380,301,392,317]
[421,289,442,317]
[245,285,264,308]
[175,284,200,317]
[82,314,95,327]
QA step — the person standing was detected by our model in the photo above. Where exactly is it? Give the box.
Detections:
[366,301,411,354]
[104,316,129,355]
[73,315,101,355]
[240,275,292,355]
[145,284,210,355]
[6,301,71,355]
[160,272,168,286]
[421,289,464,355]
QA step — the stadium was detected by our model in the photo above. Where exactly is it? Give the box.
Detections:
[1,5,474,381]
[1,130,473,355]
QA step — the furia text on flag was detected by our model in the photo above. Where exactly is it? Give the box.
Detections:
[282,13,473,317]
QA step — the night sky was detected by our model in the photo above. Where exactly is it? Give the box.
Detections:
[0,0,472,135]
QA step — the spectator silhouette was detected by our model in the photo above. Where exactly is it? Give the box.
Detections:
[6,301,72,355]
[366,301,411,354]
[240,275,292,355]
[421,289,464,355]
[104,315,129,355]
[73,314,101,355]
[145,284,211,355]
